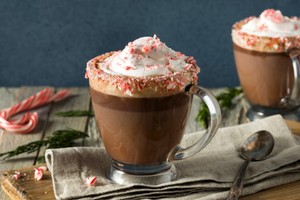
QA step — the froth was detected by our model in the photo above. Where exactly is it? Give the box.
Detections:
[86,36,200,97]
[232,9,300,52]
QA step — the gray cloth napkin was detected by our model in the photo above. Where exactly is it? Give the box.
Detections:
[45,115,300,200]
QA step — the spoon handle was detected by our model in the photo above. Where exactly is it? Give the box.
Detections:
[226,158,251,200]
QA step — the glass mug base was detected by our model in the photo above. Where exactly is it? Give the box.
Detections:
[107,159,177,185]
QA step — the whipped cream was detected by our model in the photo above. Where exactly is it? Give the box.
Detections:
[240,9,300,38]
[98,35,193,77]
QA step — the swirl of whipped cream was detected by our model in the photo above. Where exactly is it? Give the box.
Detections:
[240,9,300,38]
[99,35,192,77]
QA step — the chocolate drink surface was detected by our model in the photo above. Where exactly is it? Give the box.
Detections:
[233,42,294,108]
[90,87,192,165]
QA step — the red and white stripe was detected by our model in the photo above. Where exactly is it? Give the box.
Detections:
[186,56,196,64]
[13,174,21,179]
[86,176,97,186]
[34,168,43,180]
[0,88,71,133]
[34,166,47,180]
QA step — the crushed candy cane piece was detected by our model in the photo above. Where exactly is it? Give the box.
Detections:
[34,168,43,180]
[13,174,21,179]
[86,176,97,186]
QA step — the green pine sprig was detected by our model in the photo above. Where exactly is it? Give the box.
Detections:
[55,110,94,117]
[195,88,243,128]
[0,129,89,163]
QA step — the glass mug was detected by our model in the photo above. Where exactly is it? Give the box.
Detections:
[233,43,300,121]
[90,83,221,185]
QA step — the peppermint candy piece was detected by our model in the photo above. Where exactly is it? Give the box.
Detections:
[86,176,97,186]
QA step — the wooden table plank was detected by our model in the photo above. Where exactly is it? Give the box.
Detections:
[37,88,91,161]
[0,88,19,146]
[285,120,300,136]
[0,88,19,108]
[240,181,300,200]
[0,87,20,200]
[0,86,53,200]
[1,164,53,200]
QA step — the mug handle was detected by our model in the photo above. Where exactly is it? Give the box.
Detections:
[168,84,222,161]
[280,48,300,107]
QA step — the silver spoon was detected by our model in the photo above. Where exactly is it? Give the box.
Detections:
[226,130,275,200]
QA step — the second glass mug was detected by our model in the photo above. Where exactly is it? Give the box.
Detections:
[90,83,222,185]
[233,44,300,121]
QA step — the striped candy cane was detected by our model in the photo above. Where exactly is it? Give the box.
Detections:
[0,88,71,133]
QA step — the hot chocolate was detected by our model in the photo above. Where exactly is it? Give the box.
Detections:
[232,9,300,112]
[87,35,199,165]
[86,35,221,184]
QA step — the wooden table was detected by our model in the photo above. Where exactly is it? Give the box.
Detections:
[0,86,300,200]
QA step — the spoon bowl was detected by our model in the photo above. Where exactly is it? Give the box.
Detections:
[226,130,275,200]
[242,130,275,160]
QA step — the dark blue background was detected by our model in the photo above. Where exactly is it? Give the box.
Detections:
[1,0,299,88]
